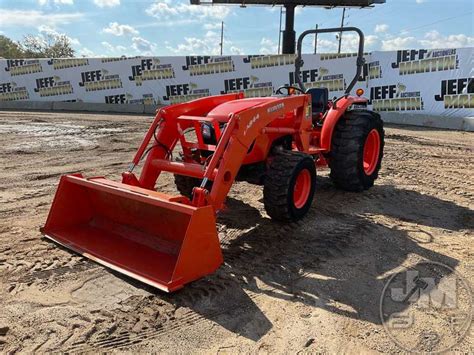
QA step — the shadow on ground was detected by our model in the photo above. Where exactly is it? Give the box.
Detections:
[109,177,471,342]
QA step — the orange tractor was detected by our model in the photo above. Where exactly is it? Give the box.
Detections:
[42,27,384,292]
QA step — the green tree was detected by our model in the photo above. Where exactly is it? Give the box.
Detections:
[21,33,75,58]
[0,35,23,59]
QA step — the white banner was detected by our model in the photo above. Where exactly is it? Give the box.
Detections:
[367,48,473,117]
[0,48,472,117]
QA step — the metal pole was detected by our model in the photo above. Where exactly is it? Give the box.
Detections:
[282,4,296,54]
[338,8,346,54]
[278,6,283,54]
[314,24,318,54]
[220,21,224,55]
[296,27,365,94]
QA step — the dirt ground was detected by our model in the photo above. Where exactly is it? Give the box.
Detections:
[0,110,472,353]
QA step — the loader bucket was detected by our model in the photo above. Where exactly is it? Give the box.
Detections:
[41,174,223,292]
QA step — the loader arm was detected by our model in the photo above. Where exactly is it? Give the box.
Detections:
[206,94,310,210]
[42,94,246,293]
[126,93,243,189]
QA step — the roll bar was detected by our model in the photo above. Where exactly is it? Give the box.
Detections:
[295,27,365,95]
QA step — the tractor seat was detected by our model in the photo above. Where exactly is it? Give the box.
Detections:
[306,88,329,121]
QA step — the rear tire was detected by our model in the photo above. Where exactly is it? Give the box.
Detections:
[329,110,384,192]
[264,150,316,221]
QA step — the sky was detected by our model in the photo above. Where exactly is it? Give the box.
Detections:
[0,0,473,57]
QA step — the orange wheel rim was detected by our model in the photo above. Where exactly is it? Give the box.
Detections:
[363,129,381,175]
[293,169,311,209]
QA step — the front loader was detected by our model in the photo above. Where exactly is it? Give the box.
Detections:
[41,27,384,292]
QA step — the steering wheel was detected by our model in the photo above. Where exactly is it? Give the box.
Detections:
[275,85,305,96]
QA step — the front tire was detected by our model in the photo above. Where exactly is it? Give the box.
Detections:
[329,110,384,191]
[264,150,316,221]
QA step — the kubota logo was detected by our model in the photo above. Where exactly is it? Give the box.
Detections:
[267,103,285,113]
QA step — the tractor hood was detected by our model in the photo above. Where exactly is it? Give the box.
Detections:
[207,97,280,122]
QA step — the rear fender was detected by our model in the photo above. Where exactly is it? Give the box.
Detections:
[320,96,367,152]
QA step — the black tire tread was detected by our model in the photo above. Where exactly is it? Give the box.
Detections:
[264,150,316,221]
[329,109,384,192]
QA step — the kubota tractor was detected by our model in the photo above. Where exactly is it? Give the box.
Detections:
[41,27,384,292]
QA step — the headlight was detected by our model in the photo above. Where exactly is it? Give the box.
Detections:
[201,123,212,140]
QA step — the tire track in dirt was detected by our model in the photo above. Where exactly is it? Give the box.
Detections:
[1,238,97,295]
[8,175,444,350]
[64,212,375,352]
[388,166,473,203]
[386,134,472,154]
[1,211,354,350]
[66,278,240,352]
[1,112,472,353]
